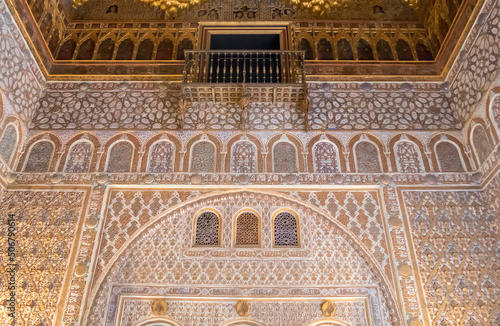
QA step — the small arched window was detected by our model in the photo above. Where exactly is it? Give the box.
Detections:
[273,211,299,247]
[194,210,220,246]
[235,211,260,246]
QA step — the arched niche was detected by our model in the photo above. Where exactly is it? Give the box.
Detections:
[429,134,471,172]
[389,135,429,173]
[416,40,434,60]
[64,140,94,173]
[0,122,20,166]
[337,39,353,60]
[183,133,223,172]
[136,39,154,60]
[147,140,175,173]
[376,39,394,60]
[396,39,413,61]
[312,140,340,173]
[393,140,425,173]
[348,134,388,173]
[23,140,55,172]
[96,38,115,60]
[142,133,182,172]
[99,133,141,172]
[106,140,135,172]
[470,123,493,165]
[76,38,95,60]
[307,134,346,173]
[176,38,194,60]
[189,140,216,173]
[356,39,374,60]
[59,132,100,173]
[116,38,135,60]
[231,139,258,173]
[354,140,383,173]
[17,133,62,172]
[57,39,77,60]
[267,133,304,173]
[298,38,314,60]
[434,141,465,172]
[272,141,298,173]
[317,38,334,60]
[226,133,264,173]
[156,38,174,60]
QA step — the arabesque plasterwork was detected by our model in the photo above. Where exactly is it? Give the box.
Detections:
[0,0,500,323]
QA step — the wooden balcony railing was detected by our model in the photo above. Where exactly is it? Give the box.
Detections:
[183,50,306,84]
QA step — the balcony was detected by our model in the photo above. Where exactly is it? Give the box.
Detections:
[181,50,307,103]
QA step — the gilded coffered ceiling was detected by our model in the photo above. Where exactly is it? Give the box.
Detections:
[4,0,481,79]
[70,0,418,22]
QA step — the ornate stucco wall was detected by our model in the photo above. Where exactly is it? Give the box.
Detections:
[0,0,499,325]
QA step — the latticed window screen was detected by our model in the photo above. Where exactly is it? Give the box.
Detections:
[235,212,259,246]
[194,211,220,246]
[273,212,299,246]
